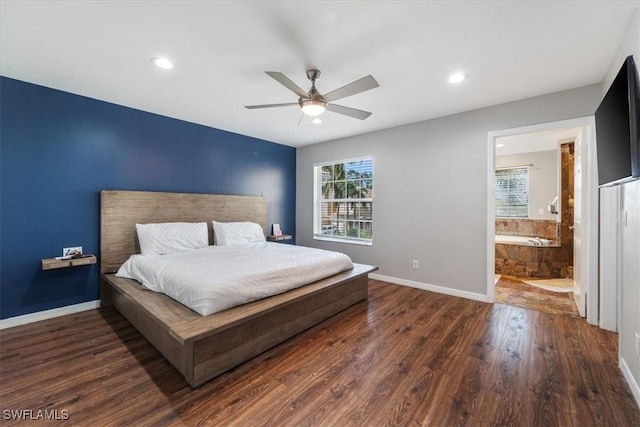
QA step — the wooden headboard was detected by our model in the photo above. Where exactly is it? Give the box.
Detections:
[100,190,267,274]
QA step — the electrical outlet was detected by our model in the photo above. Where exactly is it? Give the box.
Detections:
[635,332,640,357]
[63,246,83,257]
[412,260,419,270]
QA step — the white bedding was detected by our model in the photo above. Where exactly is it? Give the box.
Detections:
[115,242,354,316]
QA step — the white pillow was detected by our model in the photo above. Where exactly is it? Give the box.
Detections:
[136,222,209,255]
[212,221,265,246]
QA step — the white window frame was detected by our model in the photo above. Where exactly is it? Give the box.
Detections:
[313,156,374,246]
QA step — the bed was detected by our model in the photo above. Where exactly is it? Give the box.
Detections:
[100,190,377,388]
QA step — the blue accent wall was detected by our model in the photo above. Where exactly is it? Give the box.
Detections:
[0,77,296,319]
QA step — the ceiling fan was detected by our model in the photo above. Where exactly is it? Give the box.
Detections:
[245,69,379,120]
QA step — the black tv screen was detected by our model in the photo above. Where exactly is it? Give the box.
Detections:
[595,55,640,187]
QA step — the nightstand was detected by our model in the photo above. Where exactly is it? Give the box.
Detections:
[41,255,97,270]
[267,234,292,242]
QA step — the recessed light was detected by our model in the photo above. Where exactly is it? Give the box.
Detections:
[496,143,505,148]
[448,72,466,84]
[151,57,173,70]
[312,118,322,124]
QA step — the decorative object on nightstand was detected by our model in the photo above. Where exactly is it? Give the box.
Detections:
[267,234,292,242]
[268,223,291,241]
[41,254,97,270]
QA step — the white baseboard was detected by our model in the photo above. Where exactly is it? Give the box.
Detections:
[0,300,100,330]
[369,273,491,303]
[620,356,640,409]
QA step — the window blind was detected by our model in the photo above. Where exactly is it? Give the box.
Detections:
[495,167,529,217]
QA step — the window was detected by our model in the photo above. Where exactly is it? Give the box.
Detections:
[314,157,373,245]
[495,167,529,217]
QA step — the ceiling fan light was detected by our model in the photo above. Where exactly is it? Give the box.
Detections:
[300,99,326,116]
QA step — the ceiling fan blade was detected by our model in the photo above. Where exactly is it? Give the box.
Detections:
[323,75,379,102]
[326,103,372,120]
[245,102,298,109]
[265,71,309,98]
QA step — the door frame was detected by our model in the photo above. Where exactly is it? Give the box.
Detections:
[486,116,599,325]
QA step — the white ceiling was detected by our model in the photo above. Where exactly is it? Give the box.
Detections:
[1,1,638,147]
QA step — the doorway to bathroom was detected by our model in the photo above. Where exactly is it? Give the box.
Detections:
[486,117,599,321]
[494,134,577,316]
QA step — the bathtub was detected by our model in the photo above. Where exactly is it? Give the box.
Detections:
[495,234,566,278]
[495,235,551,246]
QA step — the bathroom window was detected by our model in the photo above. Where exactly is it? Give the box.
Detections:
[313,157,373,245]
[495,167,529,217]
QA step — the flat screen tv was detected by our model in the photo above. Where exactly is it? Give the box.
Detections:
[595,55,640,187]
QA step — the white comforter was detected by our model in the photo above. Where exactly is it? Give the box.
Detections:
[115,242,354,316]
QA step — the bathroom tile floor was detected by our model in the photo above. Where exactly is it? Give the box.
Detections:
[495,275,580,317]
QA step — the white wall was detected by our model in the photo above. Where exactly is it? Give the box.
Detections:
[603,7,640,96]
[297,84,601,297]
[495,150,558,221]
[605,6,640,406]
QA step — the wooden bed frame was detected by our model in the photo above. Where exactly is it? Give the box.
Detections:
[100,190,377,388]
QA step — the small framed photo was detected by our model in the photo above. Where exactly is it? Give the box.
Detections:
[272,224,282,236]
[63,246,83,259]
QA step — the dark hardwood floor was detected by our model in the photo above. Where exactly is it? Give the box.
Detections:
[1,280,638,426]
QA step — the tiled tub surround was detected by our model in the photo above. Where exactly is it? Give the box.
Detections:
[496,219,559,243]
[495,219,572,279]
[495,242,573,278]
